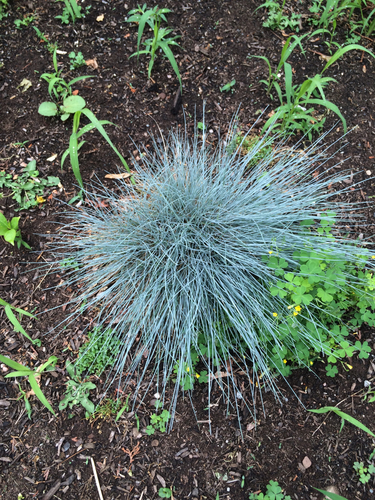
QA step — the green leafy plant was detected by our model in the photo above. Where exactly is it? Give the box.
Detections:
[0,159,60,211]
[0,297,40,346]
[220,79,236,93]
[0,213,30,249]
[0,354,58,415]
[308,406,375,436]
[39,48,93,102]
[75,326,121,376]
[233,131,274,168]
[0,0,8,21]
[145,409,171,435]
[262,214,374,377]
[33,26,57,53]
[249,31,326,98]
[127,4,182,90]
[249,480,291,500]
[59,361,96,416]
[353,460,375,484]
[256,0,302,31]
[68,51,86,71]
[55,0,89,24]
[52,119,375,427]
[16,383,32,419]
[59,100,133,192]
[158,487,173,498]
[363,383,375,403]
[14,15,34,29]
[262,44,375,138]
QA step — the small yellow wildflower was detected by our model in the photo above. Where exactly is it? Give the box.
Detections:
[186,367,190,372]
[37,195,46,204]
[273,312,278,317]
[372,256,375,259]
[310,361,313,365]
[269,251,273,254]
[283,359,287,364]
[346,363,353,370]
[294,305,302,312]
[293,311,298,316]
[196,373,200,379]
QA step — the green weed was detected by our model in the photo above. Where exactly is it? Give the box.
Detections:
[59,361,96,416]
[0,159,60,211]
[0,213,30,249]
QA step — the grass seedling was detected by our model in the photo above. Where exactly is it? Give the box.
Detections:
[39,48,93,102]
[0,297,39,346]
[33,26,57,53]
[127,4,182,90]
[52,117,375,427]
[0,159,60,211]
[0,213,30,249]
[262,43,375,138]
[0,355,58,415]
[55,0,88,24]
[308,406,375,436]
[59,101,133,192]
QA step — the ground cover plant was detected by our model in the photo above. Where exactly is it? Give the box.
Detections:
[1,0,375,499]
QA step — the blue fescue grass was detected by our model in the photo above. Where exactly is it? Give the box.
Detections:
[52,119,374,426]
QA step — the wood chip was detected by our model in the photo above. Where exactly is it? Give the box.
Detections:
[156,474,166,487]
[105,172,132,179]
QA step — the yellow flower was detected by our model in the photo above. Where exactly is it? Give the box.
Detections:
[37,195,46,204]
[293,311,298,316]
[346,363,353,370]
[186,367,190,372]
[273,312,278,317]
[283,359,287,364]
[372,256,375,259]
[294,305,302,312]
[310,361,313,365]
[269,251,273,254]
[196,373,200,379]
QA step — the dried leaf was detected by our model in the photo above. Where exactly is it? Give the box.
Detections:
[18,79,32,92]
[86,58,98,70]
[47,154,58,162]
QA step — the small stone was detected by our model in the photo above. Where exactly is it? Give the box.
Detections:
[366,170,372,175]
[151,440,159,447]
[302,456,312,469]
[62,441,71,452]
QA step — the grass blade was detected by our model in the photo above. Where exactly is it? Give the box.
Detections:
[159,40,182,90]
[28,373,56,415]
[308,406,375,437]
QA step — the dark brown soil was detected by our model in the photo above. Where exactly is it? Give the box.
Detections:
[1,1,375,499]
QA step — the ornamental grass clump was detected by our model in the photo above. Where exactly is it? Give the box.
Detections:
[54,120,374,424]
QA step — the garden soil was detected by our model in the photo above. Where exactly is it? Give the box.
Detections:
[1,1,375,499]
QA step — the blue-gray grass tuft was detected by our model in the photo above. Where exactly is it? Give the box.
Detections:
[53,120,373,426]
